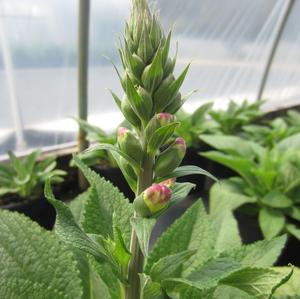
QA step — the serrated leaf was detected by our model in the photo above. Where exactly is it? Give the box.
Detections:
[73,156,133,247]
[69,189,91,225]
[45,180,106,262]
[209,179,256,215]
[0,209,83,299]
[157,165,216,182]
[259,208,285,240]
[220,235,287,268]
[131,217,156,257]
[220,267,293,299]
[146,201,214,277]
[150,250,195,282]
[148,122,179,155]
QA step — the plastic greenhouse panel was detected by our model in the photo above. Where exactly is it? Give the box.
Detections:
[0,0,296,156]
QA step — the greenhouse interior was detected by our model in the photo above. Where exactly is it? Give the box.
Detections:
[0,0,300,297]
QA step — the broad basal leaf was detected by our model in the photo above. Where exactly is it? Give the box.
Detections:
[0,210,83,299]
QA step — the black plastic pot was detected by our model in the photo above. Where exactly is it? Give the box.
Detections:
[2,196,56,230]
[93,165,135,200]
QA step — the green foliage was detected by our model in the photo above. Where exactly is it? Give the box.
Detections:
[204,134,300,240]
[0,150,66,199]
[0,209,83,299]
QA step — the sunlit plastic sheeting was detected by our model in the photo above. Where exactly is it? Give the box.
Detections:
[156,0,287,111]
[262,0,300,111]
[0,0,298,156]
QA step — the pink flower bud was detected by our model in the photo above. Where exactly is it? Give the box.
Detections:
[117,127,129,142]
[174,137,186,151]
[156,113,175,126]
[159,178,176,187]
[143,183,172,213]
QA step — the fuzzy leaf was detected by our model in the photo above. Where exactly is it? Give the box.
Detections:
[131,217,156,257]
[220,267,293,299]
[150,250,196,282]
[73,156,134,247]
[0,209,83,299]
[45,181,106,262]
[169,182,195,203]
[220,235,287,268]
[145,201,214,277]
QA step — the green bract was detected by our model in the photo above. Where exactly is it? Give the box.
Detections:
[0,150,66,199]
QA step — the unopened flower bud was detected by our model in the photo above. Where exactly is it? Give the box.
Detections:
[144,184,171,213]
[134,183,172,217]
[117,127,143,164]
[155,137,186,178]
[159,178,176,188]
[145,113,175,140]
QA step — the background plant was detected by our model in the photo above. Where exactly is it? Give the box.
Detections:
[0,150,66,199]
[201,133,300,240]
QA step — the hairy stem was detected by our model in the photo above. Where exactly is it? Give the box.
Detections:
[126,137,153,299]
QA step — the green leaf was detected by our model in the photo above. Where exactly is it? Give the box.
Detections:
[170,182,195,204]
[131,217,156,257]
[73,117,107,141]
[83,144,141,173]
[277,132,300,152]
[0,209,83,299]
[90,258,124,299]
[45,180,106,261]
[150,250,195,282]
[145,201,215,277]
[199,134,261,157]
[157,165,217,182]
[201,151,257,186]
[286,224,300,241]
[81,186,112,239]
[140,274,165,299]
[73,156,134,247]
[69,189,91,225]
[259,208,285,239]
[261,191,293,208]
[148,122,179,155]
[273,266,300,298]
[220,267,293,299]
[109,89,122,110]
[211,210,241,253]
[162,257,242,293]
[209,179,256,215]
[220,235,287,268]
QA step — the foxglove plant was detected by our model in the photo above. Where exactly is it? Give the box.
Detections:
[0,0,295,298]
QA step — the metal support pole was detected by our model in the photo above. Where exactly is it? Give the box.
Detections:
[256,0,295,101]
[77,0,90,189]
